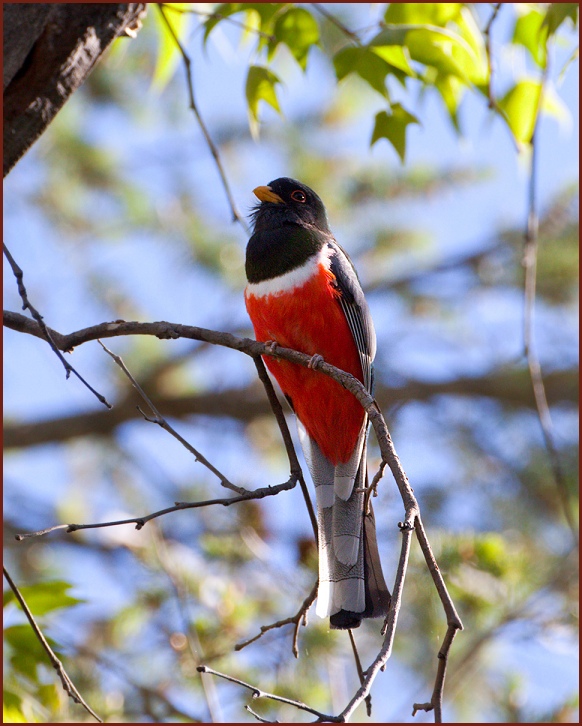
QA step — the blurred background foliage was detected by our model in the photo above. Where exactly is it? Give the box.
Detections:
[3,3,578,723]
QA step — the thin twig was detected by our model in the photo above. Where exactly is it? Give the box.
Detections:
[155,3,249,232]
[338,518,415,721]
[483,3,519,153]
[3,566,103,723]
[15,477,299,541]
[369,459,386,493]
[99,340,243,494]
[246,705,278,723]
[414,517,463,629]
[412,624,459,721]
[411,518,463,722]
[311,3,360,43]
[347,629,372,717]
[253,356,318,539]
[483,2,502,111]
[197,665,338,721]
[234,580,318,658]
[522,62,578,545]
[202,519,417,722]
[100,343,319,661]
[3,244,111,409]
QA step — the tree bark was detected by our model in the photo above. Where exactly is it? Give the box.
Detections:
[3,3,147,177]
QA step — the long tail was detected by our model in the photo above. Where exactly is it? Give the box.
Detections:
[328,447,391,629]
[299,423,391,629]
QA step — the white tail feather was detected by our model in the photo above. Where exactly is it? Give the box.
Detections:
[332,577,366,614]
[333,534,360,565]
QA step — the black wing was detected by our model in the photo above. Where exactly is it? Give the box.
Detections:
[328,241,376,394]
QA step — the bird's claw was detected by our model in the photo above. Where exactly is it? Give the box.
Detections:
[308,354,324,370]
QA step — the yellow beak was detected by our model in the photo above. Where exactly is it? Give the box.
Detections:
[253,185,284,204]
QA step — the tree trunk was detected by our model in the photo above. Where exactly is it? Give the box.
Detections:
[3,3,147,177]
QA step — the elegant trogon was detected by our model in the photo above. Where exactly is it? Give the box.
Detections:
[244,177,391,629]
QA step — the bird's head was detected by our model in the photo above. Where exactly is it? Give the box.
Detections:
[250,177,330,234]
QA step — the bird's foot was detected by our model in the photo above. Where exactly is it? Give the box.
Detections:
[264,340,279,355]
[308,353,324,370]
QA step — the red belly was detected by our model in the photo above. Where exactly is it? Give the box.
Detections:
[245,266,365,465]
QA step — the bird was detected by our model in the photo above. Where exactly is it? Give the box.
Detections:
[244,177,391,630]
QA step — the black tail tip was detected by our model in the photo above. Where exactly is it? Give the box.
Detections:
[330,609,363,630]
[329,591,392,630]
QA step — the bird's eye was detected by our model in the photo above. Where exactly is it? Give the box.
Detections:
[291,190,306,203]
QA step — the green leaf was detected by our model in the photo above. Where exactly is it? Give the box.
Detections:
[370,25,484,84]
[512,8,548,68]
[369,43,417,78]
[272,7,319,71]
[152,3,191,92]
[203,3,241,43]
[434,72,465,132]
[203,3,283,44]
[203,4,226,42]
[333,47,394,98]
[3,690,32,723]
[4,625,61,680]
[543,3,578,37]
[454,6,488,73]
[3,704,30,724]
[371,104,420,162]
[384,3,463,27]
[498,80,542,145]
[4,580,83,616]
[245,65,282,138]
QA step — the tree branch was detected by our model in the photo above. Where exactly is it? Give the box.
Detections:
[7,311,463,720]
[522,62,578,546]
[234,580,318,658]
[99,340,243,493]
[482,3,519,152]
[3,246,111,408]
[4,321,576,450]
[253,355,318,540]
[311,3,361,44]
[3,566,103,723]
[155,3,249,232]
[196,665,338,721]
[15,476,299,541]
[3,3,146,176]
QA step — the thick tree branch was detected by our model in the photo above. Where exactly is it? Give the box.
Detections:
[3,3,146,176]
[5,311,576,450]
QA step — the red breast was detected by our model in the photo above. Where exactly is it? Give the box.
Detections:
[245,260,365,465]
